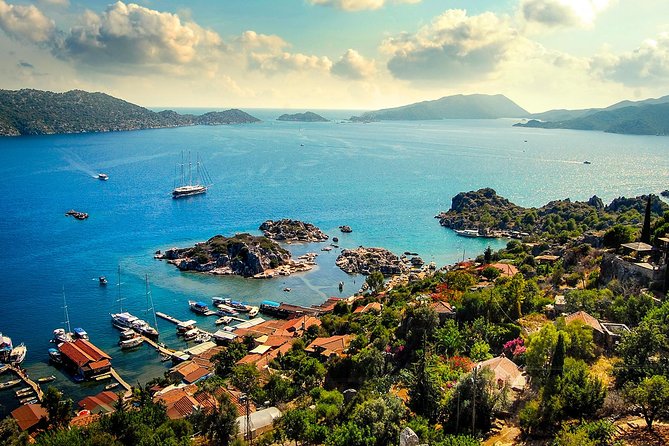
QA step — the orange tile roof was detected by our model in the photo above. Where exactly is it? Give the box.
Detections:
[477,356,526,390]
[353,302,382,313]
[78,391,119,414]
[431,300,454,314]
[75,339,111,360]
[70,413,100,428]
[11,404,47,431]
[488,263,519,277]
[305,335,353,357]
[59,339,111,368]
[263,335,293,348]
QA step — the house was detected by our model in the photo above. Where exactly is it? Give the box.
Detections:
[154,385,202,420]
[431,300,455,322]
[476,356,526,393]
[170,360,212,384]
[11,403,48,432]
[305,335,353,358]
[58,339,112,379]
[535,255,560,264]
[236,407,282,440]
[600,322,631,350]
[488,263,519,278]
[78,390,119,414]
[353,302,383,314]
[564,310,605,344]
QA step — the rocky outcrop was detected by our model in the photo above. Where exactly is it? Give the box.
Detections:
[277,111,329,122]
[157,233,314,278]
[336,247,408,276]
[339,225,352,233]
[259,219,328,242]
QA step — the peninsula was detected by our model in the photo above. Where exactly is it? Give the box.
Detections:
[277,112,329,122]
[0,89,260,136]
[436,188,668,239]
[350,93,528,121]
[259,219,329,242]
[156,233,314,278]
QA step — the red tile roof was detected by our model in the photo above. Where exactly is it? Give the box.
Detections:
[11,404,47,431]
[353,302,382,313]
[431,300,454,314]
[565,311,604,333]
[305,335,353,357]
[78,391,119,414]
[59,339,111,367]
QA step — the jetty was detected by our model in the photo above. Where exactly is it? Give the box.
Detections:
[140,335,176,357]
[109,367,132,393]
[8,365,43,402]
[156,312,213,335]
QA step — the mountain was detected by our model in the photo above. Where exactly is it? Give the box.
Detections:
[528,94,669,122]
[350,94,529,121]
[277,111,329,122]
[515,102,669,135]
[0,89,260,136]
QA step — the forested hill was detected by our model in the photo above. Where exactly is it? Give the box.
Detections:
[0,89,260,136]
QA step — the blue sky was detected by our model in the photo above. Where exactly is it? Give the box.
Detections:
[1,0,669,111]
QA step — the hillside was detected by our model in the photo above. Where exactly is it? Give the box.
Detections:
[350,94,529,121]
[531,94,669,122]
[277,111,329,122]
[0,89,260,136]
[515,102,669,135]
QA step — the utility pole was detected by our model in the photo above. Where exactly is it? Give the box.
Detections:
[244,394,252,446]
[471,366,477,434]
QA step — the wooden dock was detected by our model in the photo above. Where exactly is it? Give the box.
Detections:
[155,312,213,335]
[141,335,175,357]
[109,367,132,393]
[8,365,44,402]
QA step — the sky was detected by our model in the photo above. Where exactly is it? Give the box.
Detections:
[1,0,669,112]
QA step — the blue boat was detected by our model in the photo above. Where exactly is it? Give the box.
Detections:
[189,300,209,315]
[73,328,89,340]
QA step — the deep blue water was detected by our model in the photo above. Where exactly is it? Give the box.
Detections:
[0,111,668,412]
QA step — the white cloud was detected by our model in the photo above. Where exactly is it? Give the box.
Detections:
[0,0,55,43]
[56,1,222,70]
[307,0,420,12]
[382,9,520,83]
[250,52,333,73]
[520,0,610,28]
[592,33,669,86]
[39,0,69,7]
[331,49,376,79]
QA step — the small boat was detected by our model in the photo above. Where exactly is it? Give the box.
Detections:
[176,320,197,334]
[104,382,119,390]
[229,300,250,312]
[195,333,211,343]
[52,328,73,344]
[97,173,109,181]
[65,210,89,220]
[94,373,111,381]
[454,229,480,238]
[73,374,85,383]
[247,306,259,317]
[73,328,89,340]
[48,348,62,364]
[9,344,27,365]
[0,365,9,374]
[19,395,37,404]
[189,301,210,315]
[99,276,108,285]
[215,316,232,325]
[583,161,591,164]
[131,320,159,339]
[0,379,21,390]
[37,375,56,383]
[183,329,199,341]
[160,354,171,362]
[216,304,238,316]
[119,337,143,349]
[15,388,32,397]
[283,287,291,292]
[321,246,333,252]
[119,329,138,341]
[338,281,344,292]
[212,296,230,306]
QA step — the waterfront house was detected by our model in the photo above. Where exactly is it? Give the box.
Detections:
[58,339,111,379]
[78,390,119,414]
[170,360,211,384]
[11,403,47,432]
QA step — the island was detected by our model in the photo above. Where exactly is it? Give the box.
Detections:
[277,112,329,122]
[336,247,408,276]
[0,88,261,136]
[436,188,668,239]
[259,219,329,242]
[155,233,314,278]
[350,94,528,121]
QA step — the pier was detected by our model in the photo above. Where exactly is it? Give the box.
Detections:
[156,312,213,335]
[8,365,43,402]
[141,335,176,357]
[109,367,132,394]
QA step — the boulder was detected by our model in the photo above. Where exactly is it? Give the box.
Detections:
[399,427,419,446]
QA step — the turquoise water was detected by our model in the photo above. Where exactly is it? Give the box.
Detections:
[0,111,668,412]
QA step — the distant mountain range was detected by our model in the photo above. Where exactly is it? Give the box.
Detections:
[350,94,529,121]
[515,95,669,135]
[0,89,260,136]
[277,111,329,122]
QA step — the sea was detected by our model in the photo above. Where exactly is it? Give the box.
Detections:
[0,109,668,414]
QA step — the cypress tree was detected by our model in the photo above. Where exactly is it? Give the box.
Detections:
[641,194,652,244]
[549,333,566,380]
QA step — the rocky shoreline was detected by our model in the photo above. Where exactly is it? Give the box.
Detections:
[259,219,328,242]
[335,247,409,276]
[155,233,315,278]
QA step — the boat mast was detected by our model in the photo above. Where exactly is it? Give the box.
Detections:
[62,286,71,334]
[117,265,124,313]
[180,151,185,187]
[188,151,193,186]
[145,274,158,329]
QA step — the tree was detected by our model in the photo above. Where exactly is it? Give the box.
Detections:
[214,341,248,377]
[366,271,385,294]
[352,395,406,446]
[445,368,497,434]
[603,224,636,248]
[0,418,28,446]
[525,324,559,381]
[230,363,261,397]
[549,333,565,380]
[41,387,73,430]
[191,392,239,446]
[280,408,315,446]
[481,266,500,282]
[484,246,493,265]
[641,195,652,244]
[624,375,669,430]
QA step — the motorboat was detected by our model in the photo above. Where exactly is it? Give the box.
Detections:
[15,388,32,397]
[19,395,37,404]
[176,320,196,334]
[9,344,27,365]
[216,304,238,316]
[52,328,73,344]
[97,173,109,181]
[212,296,230,306]
[131,319,159,339]
[0,379,21,390]
[99,276,108,285]
[183,329,199,341]
[37,375,56,383]
[119,337,143,349]
[73,328,89,340]
[119,329,139,341]
[454,229,480,238]
[105,383,119,390]
[189,301,210,315]
[111,312,139,330]
[247,306,259,317]
[215,316,232,325]
[229,300,250,312]
[48,348,62,364]
[195,333,211,343]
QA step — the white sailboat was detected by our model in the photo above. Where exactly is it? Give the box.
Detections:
[172,151,212,198]
[53,287,73,344]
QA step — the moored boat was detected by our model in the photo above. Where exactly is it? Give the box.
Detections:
[0,379,21,390]
[247,306,259,317]
[176,320,197,335]
[73,328,89,340]
[15,388,32,397]
[48,348,62,364]
[454,229,480,238]
[9,344,27,365]
[111,312,139,330]
[105,382,119,390]
[229,300,250,312]
[131,319,159,339]
[216,304,238,316]
[37,375,56,383]
[97,173,109,180]
[119,329,139,341]
[183,329,198,341]
[189,301,210,315]
[215,316,232,325]
[19,395,37,404]
[52,328,73,344]
[0,364,9,374]
[119,337,143,349]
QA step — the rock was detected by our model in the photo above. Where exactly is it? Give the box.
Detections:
[399,427,419,446]
[259,219,328,242]
[332,237,339,243]
[339,225,352,233]
[587,195,604,209]
[335,247,408,276]
[277,111,329,122]
[158,233,314,278]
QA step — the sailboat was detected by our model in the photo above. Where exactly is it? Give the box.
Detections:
[53,287,73,344]
[172,151,212,198]
[135,275,159,339]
